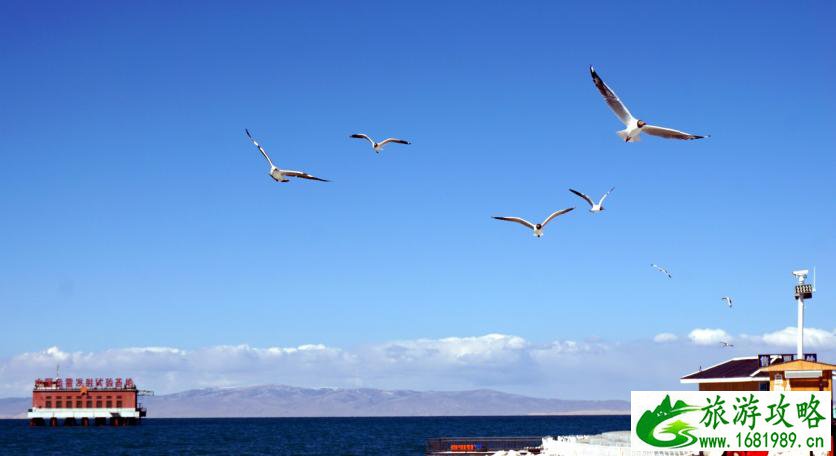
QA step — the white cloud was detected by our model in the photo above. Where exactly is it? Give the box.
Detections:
[4,328,834,400]
[754,327,836,348]
[653,333,678,343]
[372,333,528,365]
[0,343,355,397]
[688,328,730,346]
[0,335,638,398]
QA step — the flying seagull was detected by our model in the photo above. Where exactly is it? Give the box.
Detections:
[720,341,734,348]
[493,208,575,238]
[569,187,615,213]
[350,134,411,153]
[722,296,733,308]
[589,66,708,142]
[651,264,672,278]
[245,130,329,183]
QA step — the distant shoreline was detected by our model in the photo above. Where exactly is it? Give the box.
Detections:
[1,385,630,419]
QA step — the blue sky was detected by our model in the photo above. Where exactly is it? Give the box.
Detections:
[0,1,834,398]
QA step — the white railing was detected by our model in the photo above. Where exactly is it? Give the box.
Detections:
[539,435,832,456]
[539,435,698,456]
[27,407,141,419]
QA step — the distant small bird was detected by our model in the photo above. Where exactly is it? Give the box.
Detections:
[720,341,734,348]
[722,296,733,308]
[245,130,329,183]
[569,187,615,213]
[493,208,575,238]
[651,264,672,278]
[589,66,708,142]
[350,134,411,153]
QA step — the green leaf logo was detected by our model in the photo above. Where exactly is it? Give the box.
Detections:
[636,395,701,448]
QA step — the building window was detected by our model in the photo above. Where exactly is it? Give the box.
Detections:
[96,400,102,408]
[76,400,82,408]
[45,400,52,408]
[759,383,769,391]
[56,400,62,408]
[759,355,770,367]
[116,400,123,408]
[106,400,112,408]
[86,400,93,408]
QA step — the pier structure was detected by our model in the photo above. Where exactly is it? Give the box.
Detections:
[27,376,149,426]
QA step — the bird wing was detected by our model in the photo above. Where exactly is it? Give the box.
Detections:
[569,189,594,207]
[651,264,671,276]
[378,138,411,146]
[350,134,375,146]
[642,124,707,140]
[598,187,615,205]
[493,216,536,229]
[282,170,329,182]
[590,66,634,125]
[541,207,575,227]
[245,129,275,166]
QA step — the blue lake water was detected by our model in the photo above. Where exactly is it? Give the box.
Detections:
[0,416,629,455]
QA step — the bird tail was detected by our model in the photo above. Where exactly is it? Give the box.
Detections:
[617,130,640,142]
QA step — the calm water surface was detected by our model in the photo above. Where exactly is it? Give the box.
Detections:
[0,416,629,455]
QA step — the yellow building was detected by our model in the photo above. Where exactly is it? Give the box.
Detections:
[682,354,836,455]
[680,353,823,392]
[757,359,836,393]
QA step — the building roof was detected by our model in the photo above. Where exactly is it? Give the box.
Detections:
[681,357,768,384]
[681,353,828,384]
[756,359,836,374]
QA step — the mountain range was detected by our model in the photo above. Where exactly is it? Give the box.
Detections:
[0,385,629,418]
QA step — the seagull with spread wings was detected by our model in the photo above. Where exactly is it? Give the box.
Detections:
[651,264,672,278]
[720,341,734,348]
[245,129,329,183]
[589,66,708,142]
[569,187,615,213]
[722,296,733,308]
[493,208,575,238]
[350,134,411,153]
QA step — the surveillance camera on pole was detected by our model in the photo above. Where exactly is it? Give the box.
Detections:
[792,269,814,361]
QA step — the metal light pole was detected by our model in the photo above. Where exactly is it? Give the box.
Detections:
[792,269,814,360]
